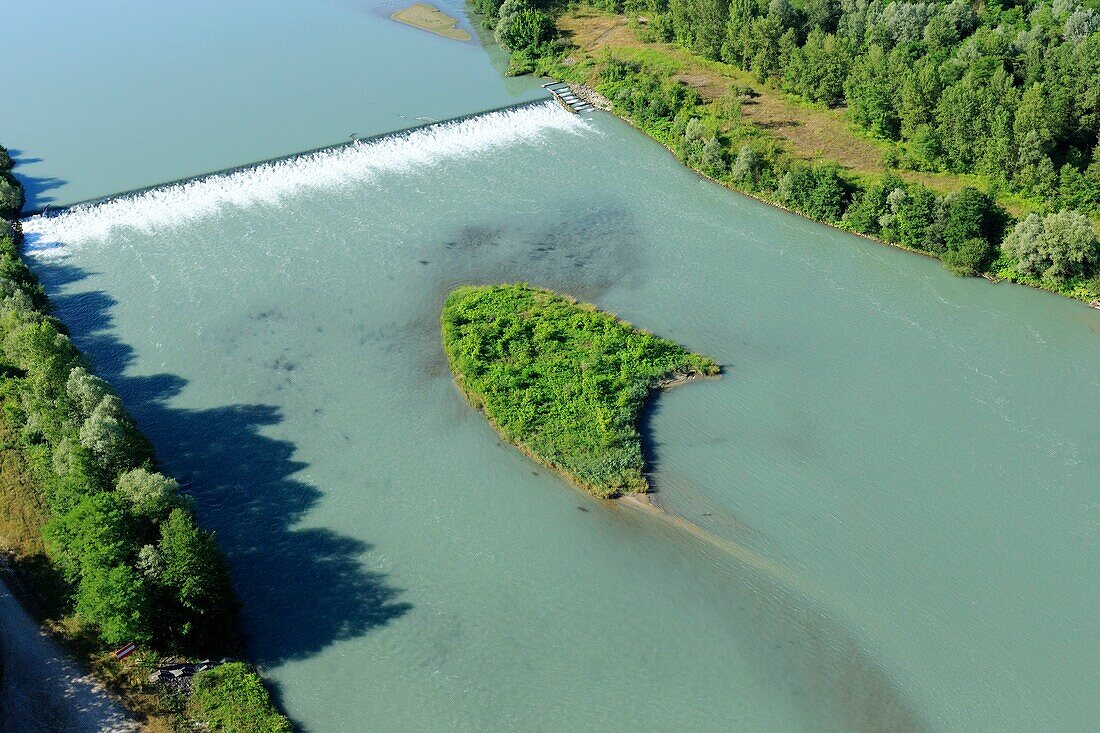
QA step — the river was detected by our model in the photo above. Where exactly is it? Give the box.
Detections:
[11,2,1100,732]
[4,0,540,209]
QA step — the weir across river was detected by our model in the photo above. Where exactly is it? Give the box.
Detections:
[19,101,593,256]
[21,98,560,219]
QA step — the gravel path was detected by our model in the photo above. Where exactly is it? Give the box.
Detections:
[0,578,139,732]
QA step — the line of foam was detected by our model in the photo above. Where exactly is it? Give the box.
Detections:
[22,101,590,257]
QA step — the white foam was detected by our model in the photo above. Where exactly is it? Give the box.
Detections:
[22,101,590,256]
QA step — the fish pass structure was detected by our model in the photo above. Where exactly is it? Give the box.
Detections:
[542,82,594,113]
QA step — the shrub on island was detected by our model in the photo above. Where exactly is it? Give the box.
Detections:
[441,283,718,498]
[189,662,293,733]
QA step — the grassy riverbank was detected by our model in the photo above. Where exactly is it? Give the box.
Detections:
[475,3,1100,305]
[0,161,288,732]
[442,284,718,498]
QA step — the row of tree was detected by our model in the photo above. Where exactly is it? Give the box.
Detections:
[610,0,1100,212]
[594,57,1099,283]
[0,206,235,651]
[0,148,289,729]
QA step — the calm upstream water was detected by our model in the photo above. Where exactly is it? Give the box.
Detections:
[4,0,539,208]
[13,4,1100,732]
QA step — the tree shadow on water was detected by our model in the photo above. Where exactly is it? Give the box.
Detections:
[8,149,67,212]
[33,259,412,669]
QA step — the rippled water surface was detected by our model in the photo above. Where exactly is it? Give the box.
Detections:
[13,4,1100,731]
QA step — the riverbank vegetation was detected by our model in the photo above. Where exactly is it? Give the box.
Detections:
[189,662,293,733]
[474,0,1100,302]
[441,284,718,498]
[0,163,287,731]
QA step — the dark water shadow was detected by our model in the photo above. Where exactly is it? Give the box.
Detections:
[636,365,732,489]
[30,258,411,674]
[405,202,644,384]
[7,149,67,212]
[637,395,667,486]
[658,500,929,729]
[628,490,930,732]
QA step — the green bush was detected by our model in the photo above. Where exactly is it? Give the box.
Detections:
[1002,210,1100,284]
[497,6,554,50]
[155,508,237,648]
[66,367,111,421]
[597,60,701,142]
[117,468,187,523]
[941,238,992,276]
[730,144,762,188]
[844,174,905,236]
[0,174,23,219]
[892,186,937,250]
[189,662,292,733]
[441,284,718,498]
[942,187,999,252]
[471,0,507,23]
[78,394,146,479]
[73,563,152,645]
[778,163,848,222]
[46,491,136,582]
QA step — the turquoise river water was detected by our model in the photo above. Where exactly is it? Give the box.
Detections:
[10,2,1100,732]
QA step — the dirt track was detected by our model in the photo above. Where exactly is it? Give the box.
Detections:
[0,578,138,733]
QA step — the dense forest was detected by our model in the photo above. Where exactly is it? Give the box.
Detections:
[0,153,288,730]
[474,0,1100,299]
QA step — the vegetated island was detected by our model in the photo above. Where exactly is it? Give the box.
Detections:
[0,147,289,731]
[441,283,719,499]
[392,3,473,41]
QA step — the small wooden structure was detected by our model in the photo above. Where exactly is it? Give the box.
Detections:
[542,82,593,113]
[148,658,234,683]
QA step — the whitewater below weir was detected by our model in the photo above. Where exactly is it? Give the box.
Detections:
[23,102,588,253]
[5,0,541,207]
[22,102,1100,732]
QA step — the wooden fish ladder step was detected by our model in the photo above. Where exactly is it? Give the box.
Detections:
[542,81,594,113]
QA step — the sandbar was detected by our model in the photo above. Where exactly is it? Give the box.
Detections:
[391,4,472,41]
